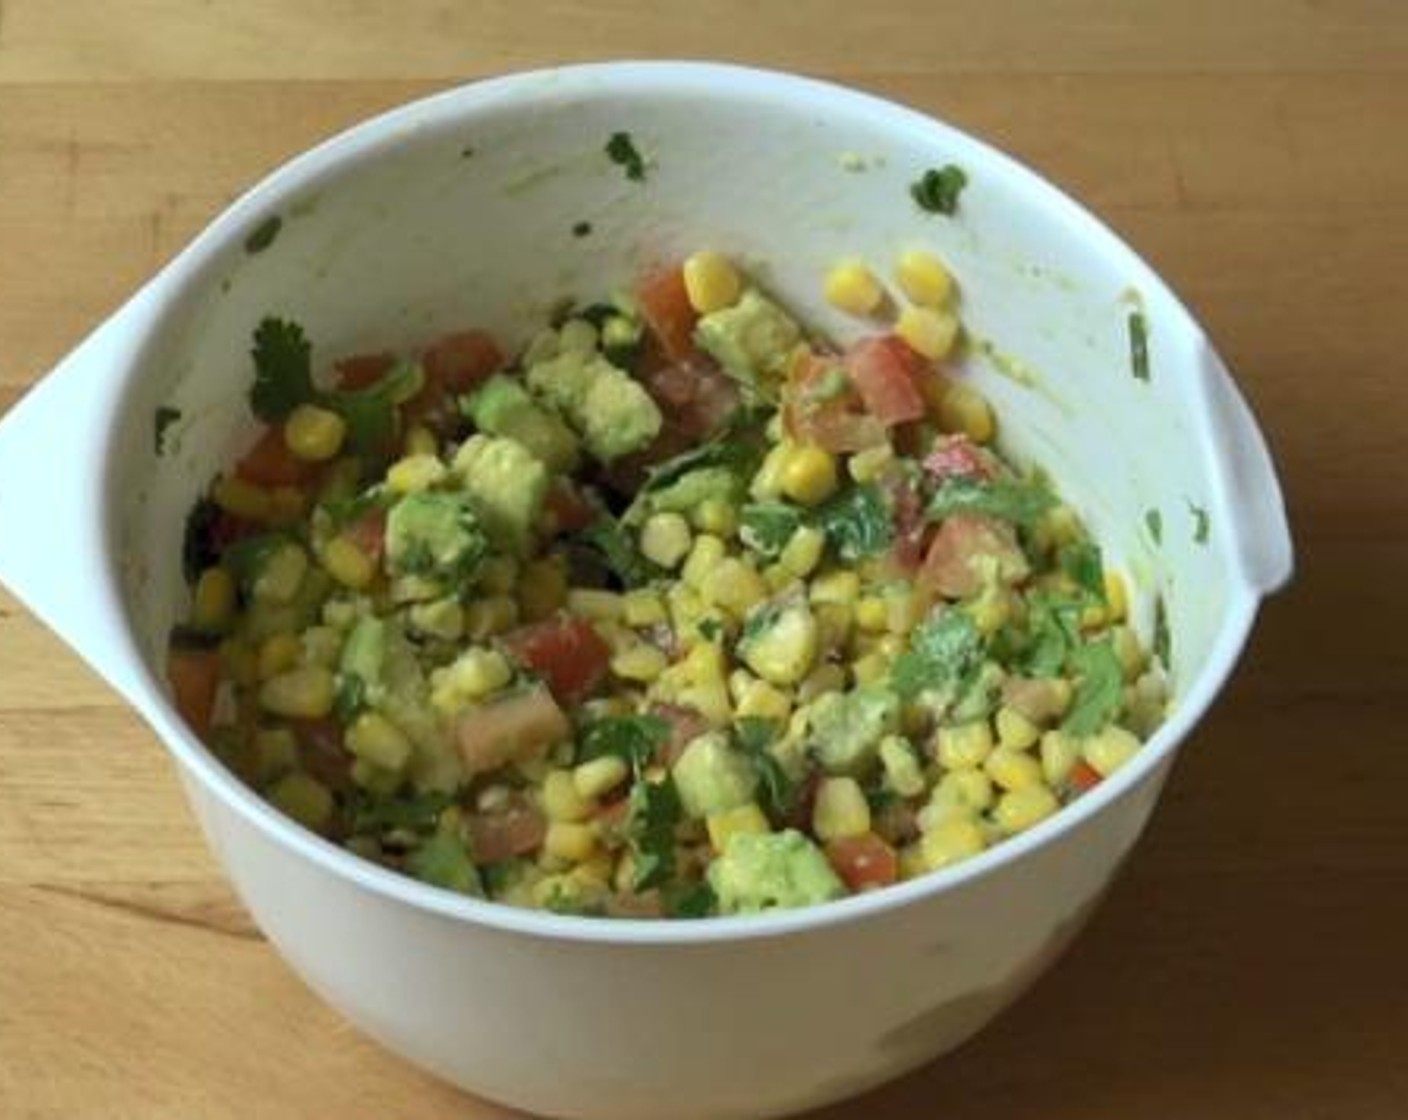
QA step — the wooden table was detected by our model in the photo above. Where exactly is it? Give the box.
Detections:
[2,3,1405,1117]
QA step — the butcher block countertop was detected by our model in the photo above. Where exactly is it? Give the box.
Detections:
[2,3,1406,1117]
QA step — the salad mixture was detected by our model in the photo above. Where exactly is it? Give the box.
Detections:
[167,249,1167,919]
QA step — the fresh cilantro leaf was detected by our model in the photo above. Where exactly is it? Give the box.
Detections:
[1154,597,1172,666]
[815,484,893,562]
[334,359,426,457]
[349,789,454,835]
[1128,311,1151,382]
[575,514,657,589]
[1189,502,1211,545]
[927,476,1055,530]
[910,164,968,215]
[739,502,805,559]
[1145,508,1163,546]
[625,777,682,891]
[571,220,593,239]
[333,673,367,724]
[1021,594,1083,678]
[244,214,283,255]
[732,717,796,820]
[406,831,481,895]
[154,406,181,455]
[577,714,670,776]
[662,880,717,919]
[1062,639,1125,737]
[697,618,723,642]
[950,661,1004,723]
[250,317,315,422]
[631,431,764,514]
[1059,541,1105,601]
[891,608,984,701]
[605,131,647,182]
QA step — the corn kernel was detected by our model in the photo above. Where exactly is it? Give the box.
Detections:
[259,665,335,719]
[895,249,955,308]
[386,453,446,494]
[1082,725,1141,777]
[518,557,567,621]
[346,711,413,772]
[300,625,343,669]
[1039,730,1081,786]
[682,533,727,589]
[879,735,926,798]
[640,512,693,569]
[1112,626,1147,681]
[780,444,839,506]
[192,567,236,632]
[918,817,986,871]
[851,653,889,686]
[463,594,519,640]
[937,721,994,770]
[813,602,854,655]
[985,745,1045,791]
[849,597,885,634]
[573,755,629,801]
[763,562,798,594]
[922,770,994,829]
[740,606,818,687]
[257,632,302,680]
[567,588,623,622]
[994,785,1059,835]
[936,382,995,444]
[824,259,884,316]
[848,443,894,484]
[403,424,438,458]
[779,525,826,578]
[797,662,846,704]
[701,558,767,617]
[693,497,738,538]
[543,770,592,823]
[267,772,333,832]
[544,821,598,863]
[811,569,861,606]
[211,475,272,521]
[735,679,793,722]
[252,543,308,605]
[623,590,668,628]
[322,536,376,590]
[813,777,871,841]
[283,404,346,462]
[433,647,512,708]
[611,643,669,682]
[706,802,771,852]
[750,443,791,500]
[896,305,959,361]
[479,555,519,595]
[1034,504,1082,552]
[995,705,1041,751]
[1105,570,1129,623]
[594,620,637,655]
[408,598,464,642]
[682,250,742,314]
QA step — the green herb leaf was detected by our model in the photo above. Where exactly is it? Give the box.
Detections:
[349,789,454,835]
[577,714,670,776]
[154,406,182,455]
[406,831,481,895]
[333,359,426,457]
[575,514,657,589]
[605,131,647,182]
[1021,594,1083,678]
[927,477,1055,530]
[1062,639,1124,737]
[244,215,283,255]
[1145,508,1163,545]
[1059,541,1105,601]
[1154,597,1172,666]
[1128,311,1150,382]
[891,608,985,700]
[910,164,968,215]
[697,618,723,643]
[1189,502,1211,545]
[250,317,316,422]
[626,777,682,891]
[662,880,717,919]
[816,484,893,562]
[333,673,367,724]
[739,501,805,559]
[732,717,796,820]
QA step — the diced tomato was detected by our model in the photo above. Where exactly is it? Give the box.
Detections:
[167,648,220,739]
[422,329,504,394]
[636,264,700,362]
[784,351,887,454]
[650,703,710,767]
[499,617,612,704]
[924,434,993,481]
[641,357,741,440]
[234,425,311,488]
[1068,761,1104,794]
[334,352,396,390]
[468,798,547,862]
[455,685,570,776]
[342,507,388,566]
[826,833,899,893]
[545,481,597,534]
[291,717,354,792]
[845,336,927,426]
[918,512,1025,599]
[888,475,929,574]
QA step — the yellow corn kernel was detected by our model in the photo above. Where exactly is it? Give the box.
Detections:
[592,620,636,656]
[1082,725,1142,777]
[701,558,767,618]
[573,755,629,801]
[813,602,854,655]
[259,665,335,719]
[283,404,346,462]
[386,453,446,494]
[682,533,727,589]
[665,583,707,637]
[518,558,567,621]
[322,536,376,590]
[968,589,1013,636]
[921,770,994,830]
[995,705,1041,751]
[896,305,960,361]
[479,555,519,596]
[779,525,826,578]
[797,662,846,704]
[453,648,512,701]
[883,587,920,636]
[763,562,798,594]
[750,442,791,500]
[810,569,861,606]
[854,596,889,634]
[1039,729,1081,786]
[566,588,623,623]
[267,772,333,832]
[848,442,894,484]
[851,653,889,686]
[640,511,693,569]
[622,589,668,628]
[1033,504,1082,553]
[346,711,413,772]
[813,777,872,841]
[824,259,884,316]
[937,720,994,770]
[543,821,598,863]
[211,475,272,521]
[463,594,519,640]
[895,249,955,308]
[192,567,236,632]
[985,745,1045,792]
[1111,626,1146,682]
[219,639,258,688]
[252,543,308,605]
[780,444,839,506]
[693,497,738,538]
[543,769,592,823]
[266,486,308,526]
[918,817,986,871]
[994,785,1059,835]
[706,802,771,852]
[299,625,341,669]
[936,382,995,444]
[611,643,669,682]
[879,735,926,798]
[741,607,819,687]
[682,250,742,314]
[736,679,793,722]
[1105,570,1129,623]
[403,424,439,458]
[257,632,303,680]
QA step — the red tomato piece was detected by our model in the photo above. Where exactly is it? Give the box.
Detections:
[234,425,311,488]
[468,798,547,862]
[455,685,570,776]
[825,833,899,893]
[334,352,396,390]
[784,351,887,454]
[499,617,612,705]
[1068,761,1104,794]
[291,717,354,792]
[167,648,220,739]
[545,481,597,534]
[636,264,699,362]
[342,507,388,566]
[887,476,929,574]
[650,703,710,767]
[845,336,927,426]
[641,357,741,440]
[919,512,1025,599]
[421,330,504,393]
[923,434,993,481]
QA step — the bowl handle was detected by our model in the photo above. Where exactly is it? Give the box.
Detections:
[0,287,160,705]
[1198,345,1294,595]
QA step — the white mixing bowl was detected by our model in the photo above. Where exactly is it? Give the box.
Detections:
[0,62,1291,1119]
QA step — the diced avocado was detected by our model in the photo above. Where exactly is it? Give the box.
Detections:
[525,349,662,461]
[644,466,742,517]
[694,289,802,394]
[464,374,581,473]
[386,490,488,582]
[340,615,387,699]
[671,731,758,820]
[808,684,901,775]
[451,435,548,556]
[707,829,845,914]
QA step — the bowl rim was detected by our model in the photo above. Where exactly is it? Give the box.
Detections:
[111,59,1268,945]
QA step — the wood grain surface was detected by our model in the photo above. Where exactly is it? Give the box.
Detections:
[2,3,1406,1117]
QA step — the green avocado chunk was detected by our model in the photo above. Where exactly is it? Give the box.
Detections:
[463,374,581,473]
[452,434,549,556]
[524,350,661,462]
[707,829,845,914]
[693,288,802,395]
[808,684,901,776]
